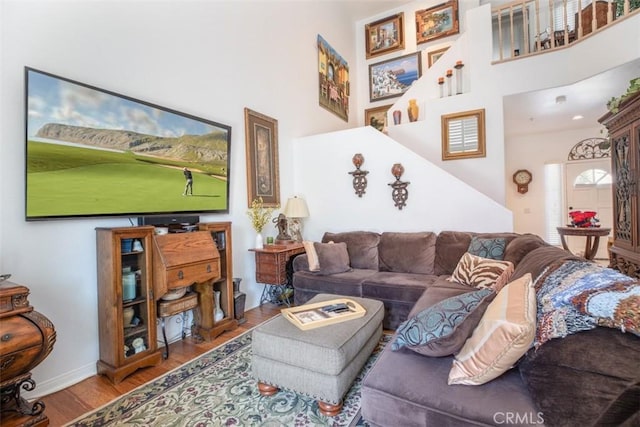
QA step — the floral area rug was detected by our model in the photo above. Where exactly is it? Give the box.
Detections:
[67,329,391,427]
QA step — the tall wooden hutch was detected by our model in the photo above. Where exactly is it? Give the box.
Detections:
[599,91,640,278]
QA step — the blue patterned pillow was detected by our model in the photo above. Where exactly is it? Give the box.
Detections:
[392,288,495,357]
[468,237,507,260]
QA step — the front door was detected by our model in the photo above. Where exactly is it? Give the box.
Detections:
[564,159,613,260]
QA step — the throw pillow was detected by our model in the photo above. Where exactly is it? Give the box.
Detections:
[302,241,320,271]
[392,287,495,357]
[448,273,536,386]
[447,252,514,291]
[468,236,507,260]
[313,242,351,275]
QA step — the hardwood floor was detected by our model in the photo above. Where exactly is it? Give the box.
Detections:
[38,304,281,426]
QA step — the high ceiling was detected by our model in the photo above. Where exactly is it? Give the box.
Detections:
[503,58,640,137]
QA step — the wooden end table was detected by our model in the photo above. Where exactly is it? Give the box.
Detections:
[556,226,612,261]
[249,243,305,306]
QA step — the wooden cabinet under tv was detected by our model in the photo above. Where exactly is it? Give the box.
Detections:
[95,226,162,384]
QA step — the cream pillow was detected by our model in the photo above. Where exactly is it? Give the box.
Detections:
[302,241,320,271]
[448,273,536,386]
[447,252,514,292]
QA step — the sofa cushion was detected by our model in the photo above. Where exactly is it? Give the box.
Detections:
[449,273,536,386]
[392,287,495,357]
[468,236,507,260]
[362,340,541,426]
[322,231,380,270]
[378,232,437,274]
[434,231,475,276]
[511,245,580,282]
[519,327,640,427]
[312,242,351,275]
[503,234,548,266]
[448,252,514,291]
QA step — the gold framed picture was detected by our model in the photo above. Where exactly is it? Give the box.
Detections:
[365,13,405,59]
[427,46,450,67]
[244,108,280,207]
[416,0,459,45]
[365,104,392,133]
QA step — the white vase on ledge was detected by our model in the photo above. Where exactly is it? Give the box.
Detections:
[255,232,264,249]
[214,290,224,322]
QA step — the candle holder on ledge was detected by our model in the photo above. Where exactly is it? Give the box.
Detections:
[388,163,410,210]
[454,61,464,94]
[446,69,453,97]
[438,77,445,98]
[348,153,369,197]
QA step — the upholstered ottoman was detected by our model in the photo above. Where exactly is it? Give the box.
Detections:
[252,293,384,416]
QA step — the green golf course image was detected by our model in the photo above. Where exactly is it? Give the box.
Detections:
[26,141,228,218]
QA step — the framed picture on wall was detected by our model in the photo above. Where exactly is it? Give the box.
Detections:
[244,108,280,208]
[318,34,349,122]
[365,104,392,133]
[369,51,422,102]
[427,46,450,67]
[365,13,405,59]
[415,0,459,45]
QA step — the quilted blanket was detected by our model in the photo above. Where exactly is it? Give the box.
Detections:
[533,260,640,347]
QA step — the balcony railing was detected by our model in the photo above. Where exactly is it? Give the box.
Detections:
[492,0,638,62]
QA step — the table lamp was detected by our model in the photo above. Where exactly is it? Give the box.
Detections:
[283,196,310,242]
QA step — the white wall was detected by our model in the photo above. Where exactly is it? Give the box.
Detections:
[0,0,360,396]
[293,126,513,238]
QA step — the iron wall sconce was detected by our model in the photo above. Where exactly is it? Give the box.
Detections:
[388,163,410,210]
[348,153,369,197]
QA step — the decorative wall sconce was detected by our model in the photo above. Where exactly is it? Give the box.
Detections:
[388,163,410,210]
[348,153,369,197]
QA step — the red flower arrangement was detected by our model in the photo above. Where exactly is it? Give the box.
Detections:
[568,210,600,228]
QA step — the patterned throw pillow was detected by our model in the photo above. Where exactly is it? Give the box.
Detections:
[392,288,495,357]
[448,274,536,386]
[468,237,507,260]
[448,252,514,291]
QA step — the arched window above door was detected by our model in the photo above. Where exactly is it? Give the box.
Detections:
[574,168,612,187]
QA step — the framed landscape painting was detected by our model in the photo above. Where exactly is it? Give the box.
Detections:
[416,0,459,45]
[369,51,422,102]
[365,104,392,133]
[365,13,405,59]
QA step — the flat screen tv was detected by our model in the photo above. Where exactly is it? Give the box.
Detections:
[25,67,231,221]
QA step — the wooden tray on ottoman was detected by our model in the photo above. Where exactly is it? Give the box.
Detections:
[282,298,366,330]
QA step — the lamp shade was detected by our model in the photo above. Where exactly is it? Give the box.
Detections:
[283,197,309,218]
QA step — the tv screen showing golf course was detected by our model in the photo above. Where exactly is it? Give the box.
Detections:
[25,67,231,221]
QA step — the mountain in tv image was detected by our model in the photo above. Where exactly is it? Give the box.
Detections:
[36,123,228,163]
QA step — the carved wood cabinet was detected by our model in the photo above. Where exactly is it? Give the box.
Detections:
[96,226,162,384]
[599,91,640,278]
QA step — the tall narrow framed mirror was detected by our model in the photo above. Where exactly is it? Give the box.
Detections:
[441,108,486,160]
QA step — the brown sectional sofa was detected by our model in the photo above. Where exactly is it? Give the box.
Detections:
[291,230,640,426]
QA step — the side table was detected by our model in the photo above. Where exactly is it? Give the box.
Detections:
[556,226,612,261]
[249,243,305,306]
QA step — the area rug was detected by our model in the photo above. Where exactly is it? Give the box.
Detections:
[67,328,391,427]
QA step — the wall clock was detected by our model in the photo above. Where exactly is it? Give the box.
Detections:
[513,169,532,194]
